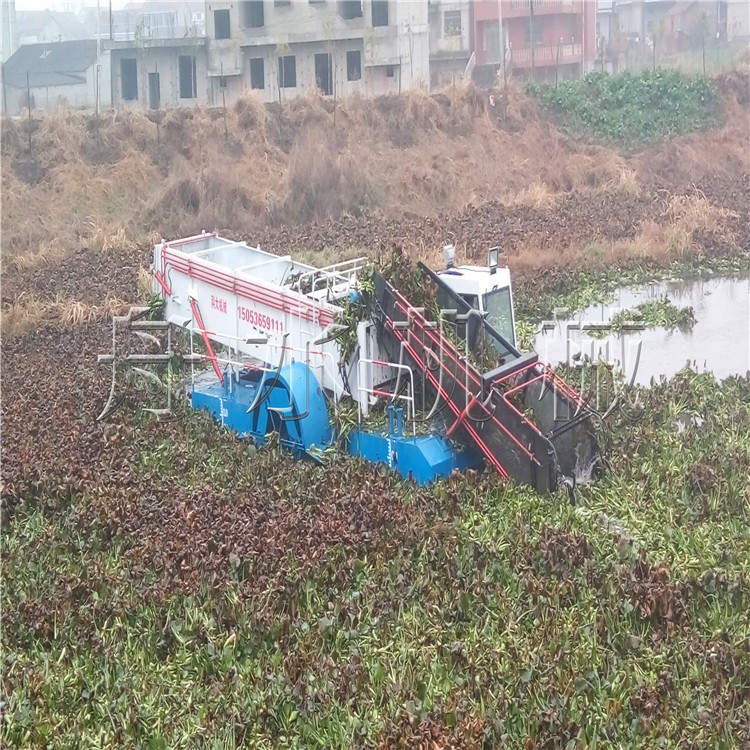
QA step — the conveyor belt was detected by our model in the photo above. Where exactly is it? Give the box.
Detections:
[373,272,601,493]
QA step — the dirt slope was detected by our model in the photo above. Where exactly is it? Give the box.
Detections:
[1,72,745,254]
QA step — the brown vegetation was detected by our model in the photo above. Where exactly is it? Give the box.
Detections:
[0,81,639,259]
[1,73,748,325]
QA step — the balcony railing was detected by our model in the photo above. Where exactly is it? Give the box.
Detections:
[510,42,582,66]
[503,0,583,18]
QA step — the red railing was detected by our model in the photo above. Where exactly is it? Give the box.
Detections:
[503,0,583,17]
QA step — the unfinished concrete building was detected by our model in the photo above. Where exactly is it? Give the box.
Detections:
[204,0,430,104]
[108,37,209,110]
[429,0,473,87]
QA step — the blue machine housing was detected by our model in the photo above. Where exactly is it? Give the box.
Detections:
[191,360,332,454]
[191,363,481,483]
[348,405,482,484]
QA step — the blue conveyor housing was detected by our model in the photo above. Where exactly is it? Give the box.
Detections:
[191,362,479,483]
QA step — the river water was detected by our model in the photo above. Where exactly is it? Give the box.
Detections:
[533,277,749,385]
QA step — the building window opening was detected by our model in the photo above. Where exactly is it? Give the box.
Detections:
[242,1,265,28]
[250,57,265,89]
[346,50,361,81]
[339,0,362,19]
[278,55,297,88]
[444,10,461,37]
[121,58,138,100]
[371,0,388,27]
[315,52,333,95]
[214,9,231,38]
[179,55,197,98]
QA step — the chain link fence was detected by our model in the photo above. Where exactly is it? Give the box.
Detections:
[597,33,748,77]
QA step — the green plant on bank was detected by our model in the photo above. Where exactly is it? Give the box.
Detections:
[145,293,165,320]
[514,319,539,352]
[526,69,719,145]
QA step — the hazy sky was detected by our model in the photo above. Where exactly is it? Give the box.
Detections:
[14,0,136,11]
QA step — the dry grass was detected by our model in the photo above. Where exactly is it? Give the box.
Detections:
[233,93,268,134]
[605,211,713,264]
[84,223,139,253]
[584,194,736,264]
[0,81,643,256]
[507,181,559,210]
[402,240,445,271]
[662,225,693,256]
[0,296,52,339]
[276,126,379,223]
[137,267,154,300]
[1,295,129,339]
[507,193,736,275]
[5,238,69,271]
[292,245,370,269]
[608,168,642,198]
[666,193,738,235]
[1,75,745,291]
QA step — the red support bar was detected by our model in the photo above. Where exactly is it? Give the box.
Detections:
[385,314,540,462]
[189,297,224,385]
[393,325,512,475]
[444,392,477,439]
[502,371,549,398]
[489,360,587,415]
[393,296,583,410]
[488,361,540,387]
[543,365,588,406]
[154,270,171,296]
[370,388,402,399]
[394,300,587,430]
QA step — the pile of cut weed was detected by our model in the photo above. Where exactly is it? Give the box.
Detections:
[0,81,633,265]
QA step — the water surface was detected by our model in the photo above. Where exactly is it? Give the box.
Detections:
[533,277,749,385]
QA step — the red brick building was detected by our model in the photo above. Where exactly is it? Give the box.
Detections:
[474,0,597,80]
